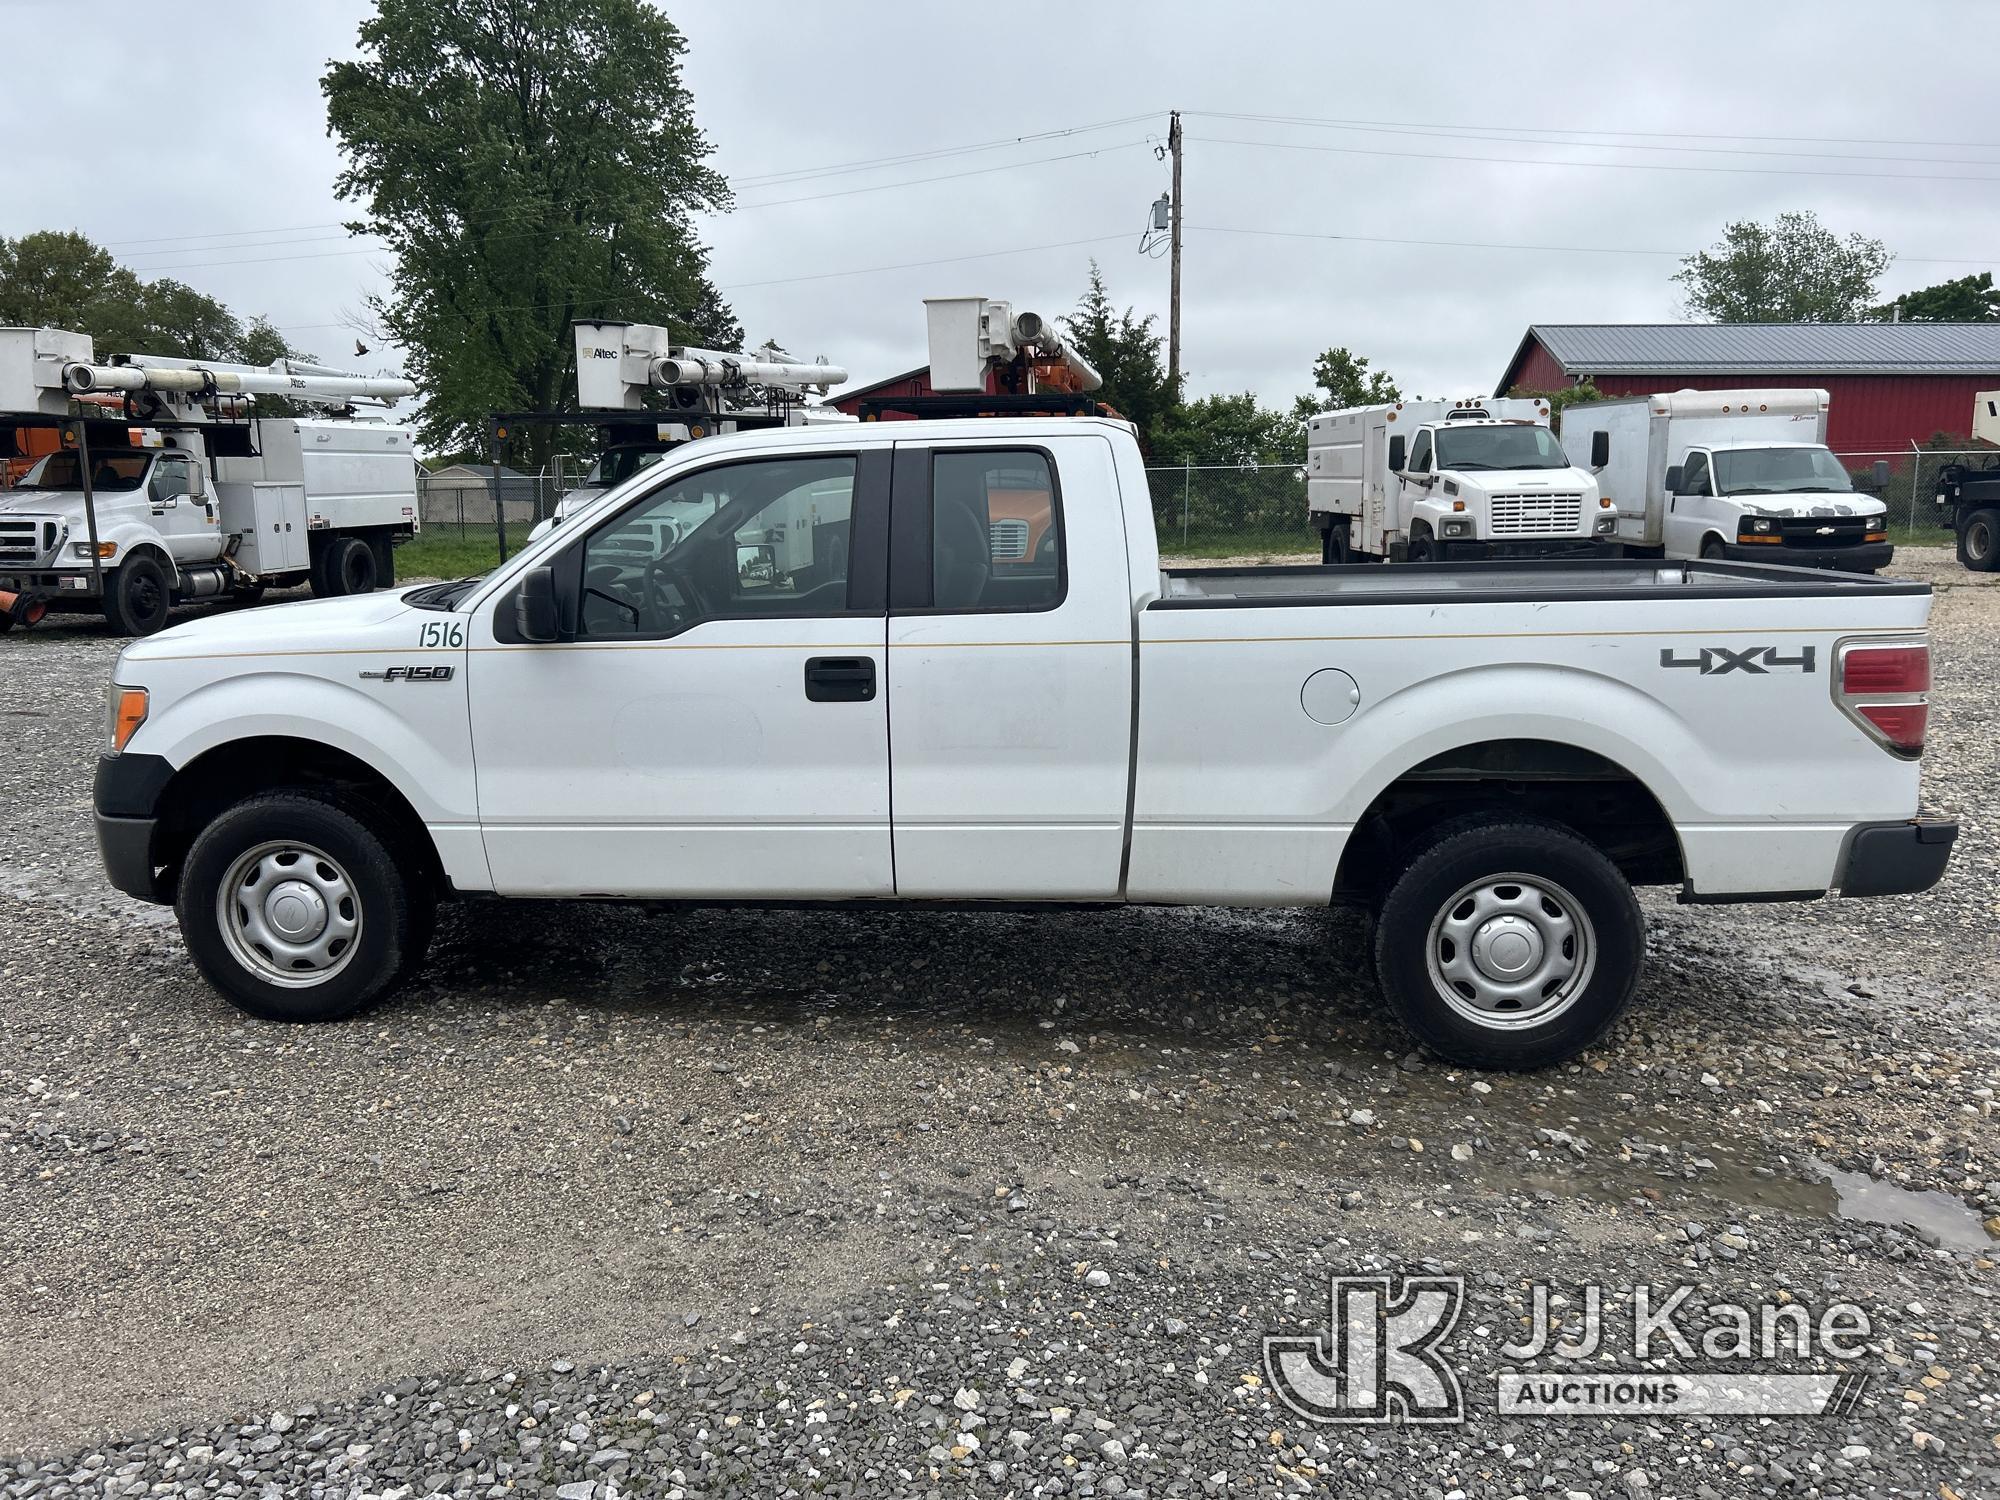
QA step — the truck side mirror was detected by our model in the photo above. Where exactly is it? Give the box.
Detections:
[1590,431,1610,468]
[1872,459,1891,488]
[1387,434,1406,472]
[1664,464,1684,494]
[514,565,561,643]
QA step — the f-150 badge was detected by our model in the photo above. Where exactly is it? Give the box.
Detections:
[1660,646,1815,675]
[359,665,457,682]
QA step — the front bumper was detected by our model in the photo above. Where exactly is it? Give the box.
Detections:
[0,568,105,604]
[1837,817,1958,898]
[1719,541,1894,573]
[93,752,175,902]
[1434,538,1618,561]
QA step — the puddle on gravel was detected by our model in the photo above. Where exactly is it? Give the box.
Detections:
[1808,1158,1996,1252]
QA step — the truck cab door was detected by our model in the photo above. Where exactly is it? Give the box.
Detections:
[1665,450,1716,557]
[464,447,896,898]
[884,434,1133,899]
[1393,429,1433,532]
[146,454,217,565]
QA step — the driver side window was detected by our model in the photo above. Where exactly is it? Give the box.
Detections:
[1680,452,1711,496]
[150,457,192,501]
[1407,431,1432,474]
[577,455,858,639]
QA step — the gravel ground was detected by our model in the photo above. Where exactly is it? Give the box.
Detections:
[1,547,1996,1498]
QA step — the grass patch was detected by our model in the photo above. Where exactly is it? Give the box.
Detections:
[396,523,537,580]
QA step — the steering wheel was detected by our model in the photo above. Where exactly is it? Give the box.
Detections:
[641,552,707,633]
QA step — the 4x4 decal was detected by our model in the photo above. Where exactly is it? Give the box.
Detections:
[1660,645,1816,675]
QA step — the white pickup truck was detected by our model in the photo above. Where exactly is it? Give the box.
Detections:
[93,418,1956,1069]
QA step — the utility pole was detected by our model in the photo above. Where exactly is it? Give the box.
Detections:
[1168,110,1183,393]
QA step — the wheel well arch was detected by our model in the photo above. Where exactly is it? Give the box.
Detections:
[117,540,179,582]
[151,736,448,897]
[1333,737,1684,902]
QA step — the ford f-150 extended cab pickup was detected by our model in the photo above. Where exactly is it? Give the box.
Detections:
[92,418,1956,1068]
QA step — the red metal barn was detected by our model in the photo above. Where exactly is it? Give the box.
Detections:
[1496,325,2000,454]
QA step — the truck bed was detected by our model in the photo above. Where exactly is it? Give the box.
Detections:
[1155,557,1928,607]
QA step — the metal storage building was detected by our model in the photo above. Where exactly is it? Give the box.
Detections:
[1495,323,2000,453]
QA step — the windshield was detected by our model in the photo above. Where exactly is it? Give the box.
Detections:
[1713,446,1854,496]
[20,450,150,492]
[1432,424,1571,472]
[584,446,677,488]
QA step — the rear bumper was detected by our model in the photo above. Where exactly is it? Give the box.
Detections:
[93,752,175,902]
[1837,817,1958,898]
[1719,541,1893,573]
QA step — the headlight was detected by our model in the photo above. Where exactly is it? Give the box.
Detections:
[1749,517,1777,534]
[1441,518,1472,538]
[72,540,117,559]
[109,685,148,752]
[1594,515,1617,534]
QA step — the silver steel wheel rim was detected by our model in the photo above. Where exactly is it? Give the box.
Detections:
[216,840,362,988]
[1425,872,1595,1030]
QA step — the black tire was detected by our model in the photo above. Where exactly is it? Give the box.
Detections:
[1960,508,2000,572]
[232,583,267,607]
[1406,530,1437,564]
[175,791,418,1022]
[1700,536,1728,560]
[371,535,397,588]
[308,539,332,598]
[1321,519,1352,565]
[1372,816,1645,1071]
[321,536,380,596]
[103,553,172,636]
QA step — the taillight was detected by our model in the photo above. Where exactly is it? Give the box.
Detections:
[1836,638,1930,757]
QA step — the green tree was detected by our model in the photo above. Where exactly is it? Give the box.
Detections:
[0,230,151,351]
[1061,260,1176,445]
[1872,271,2000,323]
[133,277,242,361]
[1150,392,1303,467]
[1291,346,1400,420]
[324,0,737,466]
[1673,211,1891,322]
[1504,376,1605,434]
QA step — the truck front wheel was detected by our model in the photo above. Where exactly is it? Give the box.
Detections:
[103,554,172,636]
[1372,817,1644,1070]
[1406,529,1438,563]
[175,791,424,1022]
[1961,508,2000,571]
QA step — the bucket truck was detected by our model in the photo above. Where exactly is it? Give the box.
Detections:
[1934,390,2000,571]
[527,320,852,542]
[0,326,419,635]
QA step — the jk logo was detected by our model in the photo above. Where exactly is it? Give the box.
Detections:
[1264,1274,1465,1424]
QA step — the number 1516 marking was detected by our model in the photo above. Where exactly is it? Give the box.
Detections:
[417,620,466,649]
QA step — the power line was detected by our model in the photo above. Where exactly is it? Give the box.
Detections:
[733,112,1161,187]
[734,140,1148,209]
[1187,110,2000,169]
[1188,223,1997,266]
[1189,132,2000,185]
[269,230,1132,331]
[1184,109,2000,155]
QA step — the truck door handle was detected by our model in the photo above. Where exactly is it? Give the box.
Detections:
[804,655,876,702]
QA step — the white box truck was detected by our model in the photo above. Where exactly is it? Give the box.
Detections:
[1562,389,1894,574]
[1306,397,1614,563]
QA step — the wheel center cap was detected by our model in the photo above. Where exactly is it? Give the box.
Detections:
[266,881,327,941]
[1472,915,1543,979]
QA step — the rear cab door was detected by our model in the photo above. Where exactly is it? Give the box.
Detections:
[885,430,1134,898]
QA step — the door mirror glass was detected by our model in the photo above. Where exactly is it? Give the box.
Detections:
[1664,463,1684,494]
[515,565,561,642]
[1387,434,1406,473]
[1589,430,1610,468]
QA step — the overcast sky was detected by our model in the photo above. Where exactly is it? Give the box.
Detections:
[2,1,1994,415]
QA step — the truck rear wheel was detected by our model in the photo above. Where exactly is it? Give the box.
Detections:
[1372,817,1644,1070]
[318,536,379,596]
[175,791,423,1022]
[1961,508,2000,571]
[104,554,172,636]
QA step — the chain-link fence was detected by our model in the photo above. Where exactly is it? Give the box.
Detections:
[1144,463,1317,561]
[1834,449,1997,538]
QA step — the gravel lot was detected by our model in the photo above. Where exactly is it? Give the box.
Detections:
[1,547,1995,1498]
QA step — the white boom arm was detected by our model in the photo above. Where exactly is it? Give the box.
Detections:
[64,356,414,403]
[653,348,849,392]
